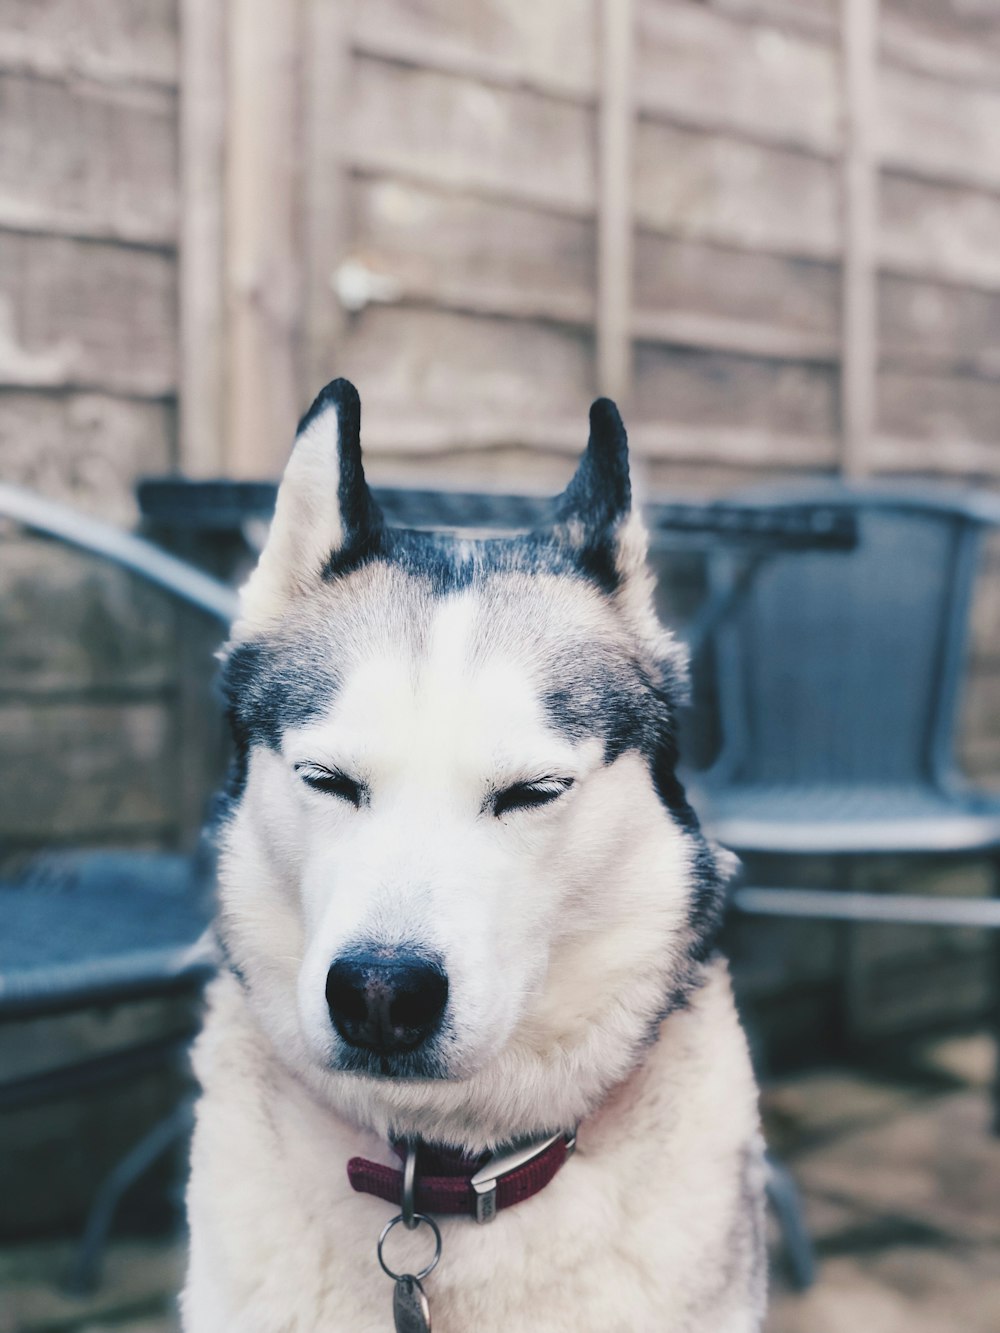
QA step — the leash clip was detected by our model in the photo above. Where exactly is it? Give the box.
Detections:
[469,1130,576,1224]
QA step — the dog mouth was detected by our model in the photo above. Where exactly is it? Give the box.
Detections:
[331,1043,453,1082]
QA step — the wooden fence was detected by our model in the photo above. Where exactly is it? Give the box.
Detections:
[178,0,1000,495]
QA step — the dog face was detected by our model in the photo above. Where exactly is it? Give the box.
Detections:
[216,380,730,1148]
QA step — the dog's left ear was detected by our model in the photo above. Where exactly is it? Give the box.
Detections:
[554,397,648,586]
[236,378,383,632]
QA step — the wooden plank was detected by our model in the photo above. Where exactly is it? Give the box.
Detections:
[225,0,303,477]
[880,65,1000,191]
[840,0,879,479]
[708,0,838,40]
[634,120,840,259]
[348,57,596,217]
[636,232,839,340]
[178,0,226,476]
[637,0,840,155]
[0,0,179,87]
[882,0,1000,87]
[596,0,635,401]
[880,273,1000,379]
[302,0,353,397]
[0,71,177,246]
[881,175,1000,291]
[877,369,1000,455]
[340,306,592,428]
[359,414,838,469]
[0,390,173,524]
[0,233,176,397]
[634,343,839,441]
[0,537,175,695]
[0,700,177,839]
[873,434,1000,476]
[351,0,597,102]
[346,177,595,324]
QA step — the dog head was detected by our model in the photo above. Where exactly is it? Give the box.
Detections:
[216,379,731,1148]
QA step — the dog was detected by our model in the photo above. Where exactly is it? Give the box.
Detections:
[183,379,766,1332]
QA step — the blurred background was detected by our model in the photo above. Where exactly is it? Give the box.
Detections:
[3,1,1000,1329]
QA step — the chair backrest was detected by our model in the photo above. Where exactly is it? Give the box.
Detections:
[708,483,987,792]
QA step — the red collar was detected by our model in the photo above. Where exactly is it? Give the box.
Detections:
[347,1130,576,1224]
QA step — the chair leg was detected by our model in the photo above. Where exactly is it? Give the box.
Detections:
[765,1153,817,1292]
[68,1101,195,1294]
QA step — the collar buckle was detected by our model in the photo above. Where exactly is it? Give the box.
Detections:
[469,1130,576,1224]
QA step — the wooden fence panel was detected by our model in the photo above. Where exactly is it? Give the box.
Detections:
[349,57,596,215]
[352,0,597,99]
[637,1,840,154]
[348,177,594,324]
[634,121,840,258]
[0,71,177,244]
[0,0,178,85]
[0,233,176,395]
[0,391,173,522]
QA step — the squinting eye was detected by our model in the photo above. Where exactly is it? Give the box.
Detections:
[492,778,574,818]
[295,764,365,808]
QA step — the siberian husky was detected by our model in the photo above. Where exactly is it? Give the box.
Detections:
[183,379,766,1332]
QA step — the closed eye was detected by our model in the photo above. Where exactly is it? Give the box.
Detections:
[491,777,574,818]
[295,763,365,808]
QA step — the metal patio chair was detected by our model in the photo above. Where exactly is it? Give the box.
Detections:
[688,482,1000,1091]
[0,484,235,1286]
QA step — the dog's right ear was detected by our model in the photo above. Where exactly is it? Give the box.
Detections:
[235,379,382,632]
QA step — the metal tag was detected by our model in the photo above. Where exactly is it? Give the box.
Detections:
[393,1274,431,1333]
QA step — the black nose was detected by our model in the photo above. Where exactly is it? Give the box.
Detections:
[326,951,449,1056]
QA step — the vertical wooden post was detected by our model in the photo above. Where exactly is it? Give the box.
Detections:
[596,0,635,405]
[225,0,304,478]
[840,0,879,479]
[179,0,227,476]
[302,0,355,398]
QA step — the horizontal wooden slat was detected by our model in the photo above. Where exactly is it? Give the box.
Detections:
[880,65,1000,191]
[0,71,177,245]
[878,368,1000,451]
[880,273,1000,378]
[0,0,179,87]
[0,538,175,695]
[0,700,176,839]
[0,233,176,396]
[337,306,593,423]
[352,0,596,101]
[880,174,1000,291]
[348,56,595,215]
[882,0,1000,87]
[634,344,839,439]
[346,177,595,324]
[707,0,838,40]
[637,1,839,155]
[0,390,174,523]
[873,435,1000,476]
[634,120,840,259]
[359,415,838,469]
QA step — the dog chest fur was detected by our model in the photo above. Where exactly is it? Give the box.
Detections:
[184,960,764,1332]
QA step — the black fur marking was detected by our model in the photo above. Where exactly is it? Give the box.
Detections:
[551,397,632,593]
[544,652,728,984]
[297,377,385,552]
[220,636,341,800]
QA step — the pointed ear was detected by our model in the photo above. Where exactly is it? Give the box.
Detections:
[554,397,647,584]
[236,378,382,631]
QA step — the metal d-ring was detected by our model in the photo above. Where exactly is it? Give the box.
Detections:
[401,1140,418,1230]
[377,1213,442,1282]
